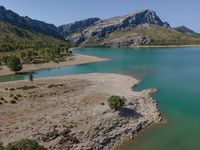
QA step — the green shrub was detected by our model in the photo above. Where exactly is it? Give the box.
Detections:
[16,86,36,90]
[10,100,17,104]
[3,139,46,150]
[12,96,19,100]
[9,88,15,91]
[48,84,64,88]
[108,95,126,111]
[9,94,14,97]
[16,94,23,97]
[6,56,22,73]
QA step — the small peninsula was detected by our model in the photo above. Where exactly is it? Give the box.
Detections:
[0,73,161,149]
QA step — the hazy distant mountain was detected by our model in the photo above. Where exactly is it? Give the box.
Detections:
[60,10,200,47]
[174,26,200,38]
[0,6,60,37]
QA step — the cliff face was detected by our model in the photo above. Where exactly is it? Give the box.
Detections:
[0,6,60,37]
[58,18,100,36]
[61,10,170,46]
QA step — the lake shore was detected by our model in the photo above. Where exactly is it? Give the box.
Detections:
[74,44,200,50]
[0,54,109,76]
[0,73,161,150]
[130,45,200,48]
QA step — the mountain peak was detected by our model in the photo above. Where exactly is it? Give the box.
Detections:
[130,9,156,15]
[0,5,6,10]
[126,9,170,28]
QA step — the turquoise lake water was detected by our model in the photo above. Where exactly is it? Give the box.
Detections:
[1,47,200,150]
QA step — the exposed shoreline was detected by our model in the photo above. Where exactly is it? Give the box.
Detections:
[130,45,200,48]
[0,54,109,77]
[0,73,161,150]
[78,45,200,49]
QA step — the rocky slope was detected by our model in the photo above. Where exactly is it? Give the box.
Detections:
[0,6,59,37]
[58,18,100,37]
[60,10,170,46]
[60,10,200,47]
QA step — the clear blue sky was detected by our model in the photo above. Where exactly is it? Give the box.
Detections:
[0,0,199,32]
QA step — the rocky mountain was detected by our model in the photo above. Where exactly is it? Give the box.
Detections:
[58,18,100,36]
[60,10,171,46]
[0,6,60,37]
[60,10,200,47]
[174,26,200,37]
[1,5,200,48]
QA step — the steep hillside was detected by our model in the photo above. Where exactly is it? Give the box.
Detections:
[0,5,72,65]
[0,20,71,65]
[0,21,69,52]
[0,6,60,37]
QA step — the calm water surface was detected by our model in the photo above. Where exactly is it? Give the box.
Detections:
[1,47,200,150]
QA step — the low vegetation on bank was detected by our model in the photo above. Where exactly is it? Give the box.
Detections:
[0,139,46,150]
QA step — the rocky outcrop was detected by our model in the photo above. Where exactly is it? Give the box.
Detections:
[58,18,100,36]
[63,10,170,46]
[0,6,60,37]
[101,36,152,47]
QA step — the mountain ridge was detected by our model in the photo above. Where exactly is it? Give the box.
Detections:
[59,10,200,47]
[174,26,200,37]
[0,5,200,48]
[0,6,60,37]
[58,18,101,37]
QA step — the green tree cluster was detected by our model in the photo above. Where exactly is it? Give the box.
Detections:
[0,21,71,65]
[108,95,126,111]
